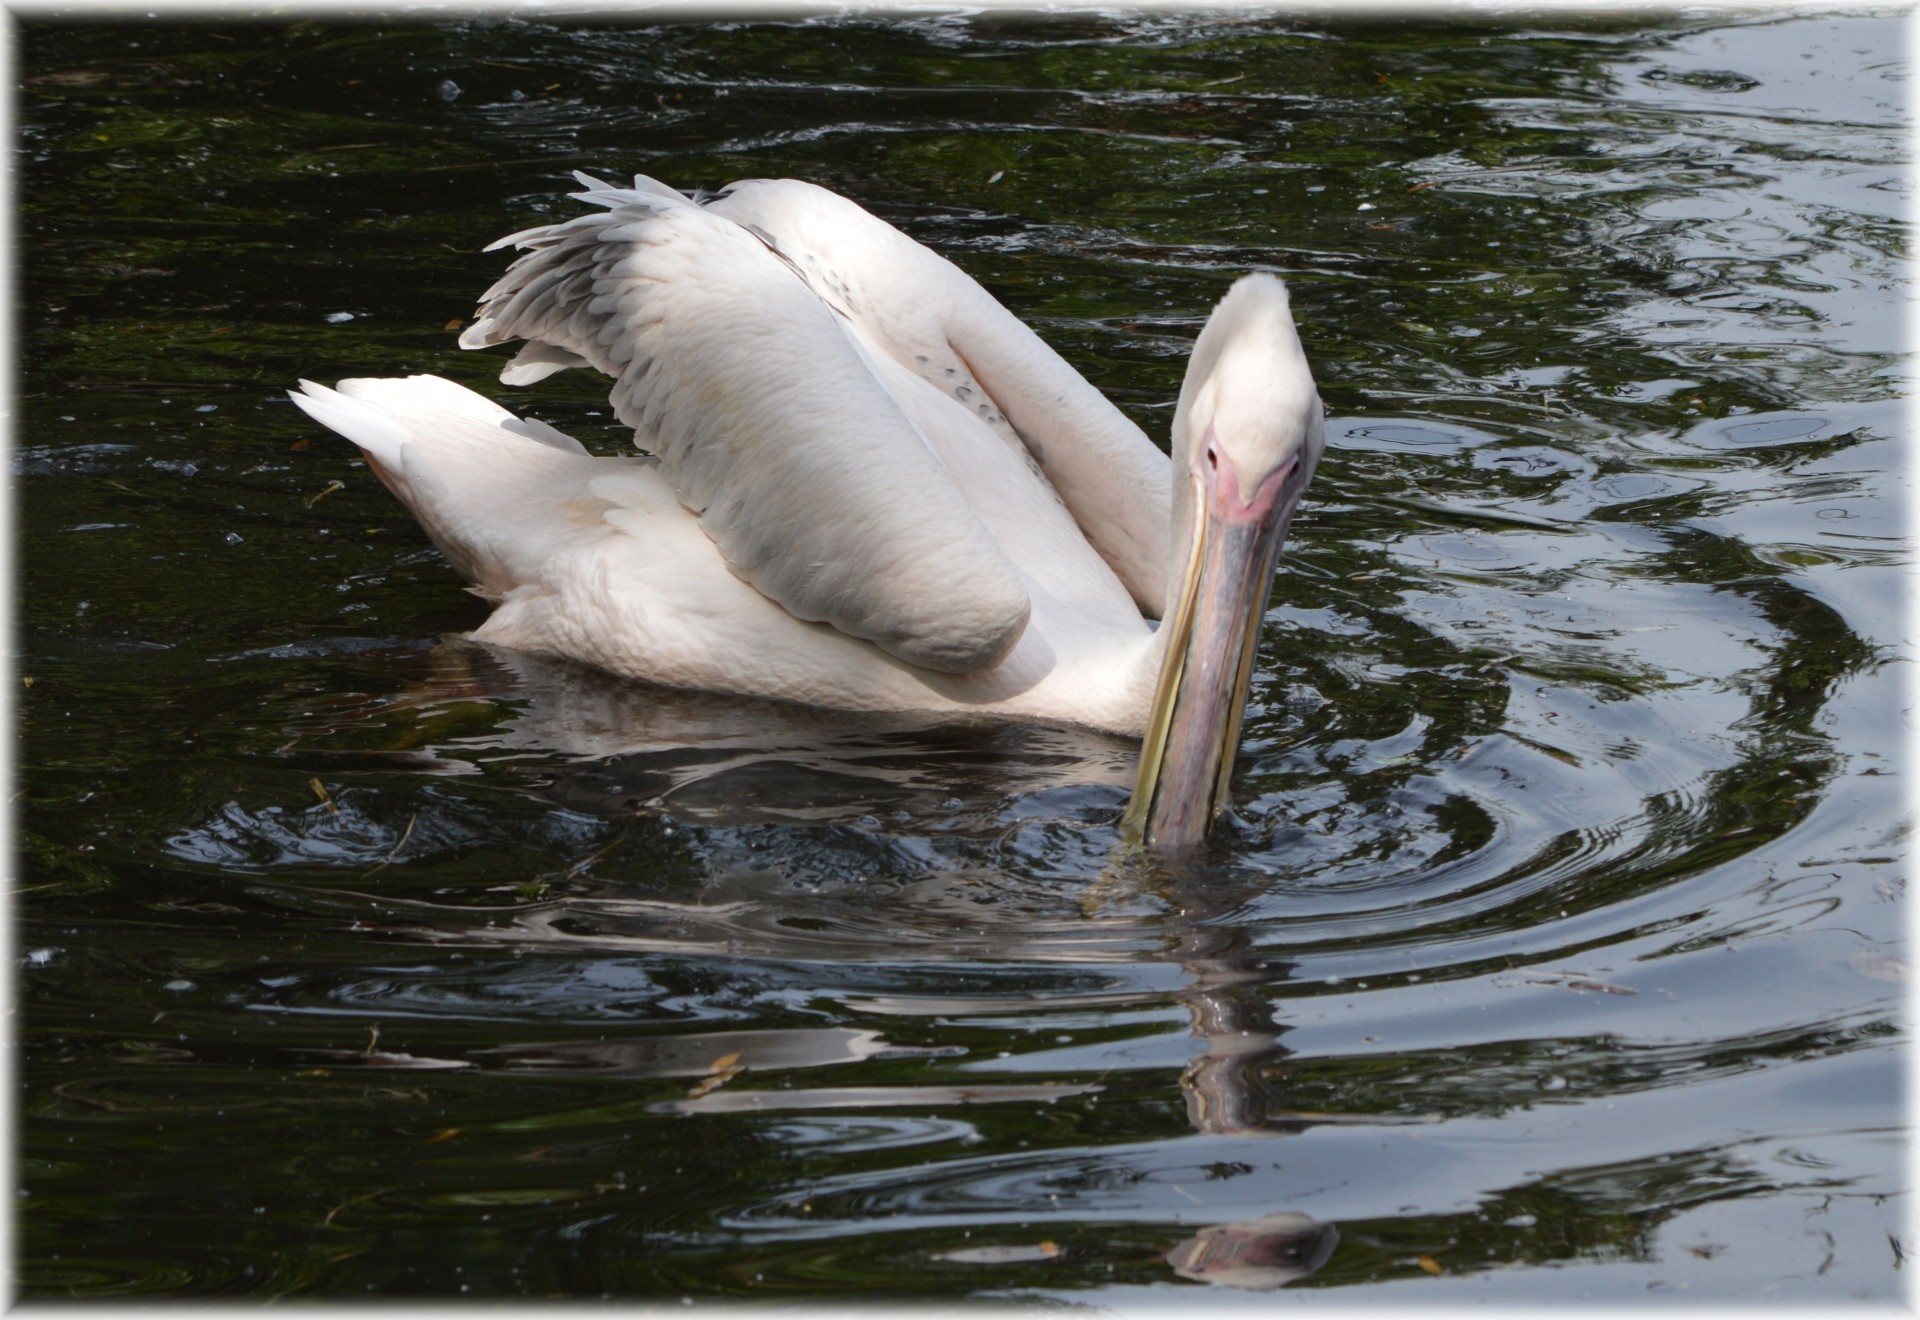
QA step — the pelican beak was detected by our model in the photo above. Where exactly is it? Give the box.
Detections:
[1121,441,1306,852]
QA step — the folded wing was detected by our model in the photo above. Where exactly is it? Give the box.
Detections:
[459,175,1030,674]
[701,178,1172,616]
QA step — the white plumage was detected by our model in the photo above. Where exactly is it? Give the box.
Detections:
[291,174,1324,846]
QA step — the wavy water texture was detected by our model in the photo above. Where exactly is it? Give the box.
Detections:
[16,8,1908,1305]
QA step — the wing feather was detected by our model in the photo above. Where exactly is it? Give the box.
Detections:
[460,175,1031,674]
[702,178,1172,616]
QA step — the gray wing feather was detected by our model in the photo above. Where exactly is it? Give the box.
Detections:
[459,174,1031,675]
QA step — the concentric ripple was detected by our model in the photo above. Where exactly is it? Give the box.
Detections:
[18,7,1906,1303]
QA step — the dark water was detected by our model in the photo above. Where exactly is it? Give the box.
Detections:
[15,9,1909,1305]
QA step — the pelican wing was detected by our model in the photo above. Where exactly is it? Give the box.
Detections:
[459,176,1030,675]
[701,178,1172,616]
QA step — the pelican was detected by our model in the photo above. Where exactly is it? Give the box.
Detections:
[290,174,1323,849]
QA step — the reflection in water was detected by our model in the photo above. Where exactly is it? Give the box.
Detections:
[16,7,1907,1303]
[403,649,1349,1284]
[1168,1212,1340,1289]
[1162,873,1296,1138]
[1159,874,1340,1288]
[391,640,1139,824]
[473,1026,920,1077]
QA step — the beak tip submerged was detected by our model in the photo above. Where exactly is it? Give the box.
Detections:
[1128,476,1303,852]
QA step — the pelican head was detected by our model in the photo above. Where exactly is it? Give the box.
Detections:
[1122,275,1324,851]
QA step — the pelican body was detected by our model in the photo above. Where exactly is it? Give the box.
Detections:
[291,175,1323,848]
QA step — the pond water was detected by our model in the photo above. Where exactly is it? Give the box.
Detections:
[14,7,1910,1306]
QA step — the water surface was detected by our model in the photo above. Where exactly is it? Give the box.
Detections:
[15,8,1910,1304]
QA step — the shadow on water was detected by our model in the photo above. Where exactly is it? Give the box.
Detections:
[15,6,1908,1304]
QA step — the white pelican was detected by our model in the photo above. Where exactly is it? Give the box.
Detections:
[290,174,1324,848]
